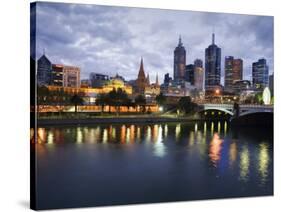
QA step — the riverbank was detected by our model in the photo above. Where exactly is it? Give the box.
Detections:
[37,115,208,126]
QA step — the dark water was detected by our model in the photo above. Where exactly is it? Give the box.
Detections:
[34,121,273,209]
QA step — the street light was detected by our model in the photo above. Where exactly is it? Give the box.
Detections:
[215,89,220,95]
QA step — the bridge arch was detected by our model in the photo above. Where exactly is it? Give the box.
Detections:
[230,111,273,126]
[198,108,234,116]
[239,110,273,117]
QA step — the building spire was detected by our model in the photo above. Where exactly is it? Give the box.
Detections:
[140,56,143,69]
[212,27,215,44]
[146,73,150,85]
[212,33,215,44]
[156,73,159,86]
[179,35,182,46]
[138,57,145,78]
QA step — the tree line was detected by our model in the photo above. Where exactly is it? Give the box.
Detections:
[37,85,200,115]
[37,85,84,113]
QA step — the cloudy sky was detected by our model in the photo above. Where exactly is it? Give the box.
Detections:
[33,2,274,84]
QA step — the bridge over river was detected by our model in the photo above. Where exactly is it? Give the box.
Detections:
[199,103,273,117]
[198,103,273,125]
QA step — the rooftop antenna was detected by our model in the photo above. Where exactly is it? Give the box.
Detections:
[212,27,215,44]
[179,34,182,46]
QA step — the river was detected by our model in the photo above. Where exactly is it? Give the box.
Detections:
[33,121,273,209]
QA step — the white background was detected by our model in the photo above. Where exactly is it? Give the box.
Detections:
[0,0,279,211]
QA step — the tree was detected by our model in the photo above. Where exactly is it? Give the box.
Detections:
[254,92,263,104]
[177,96,198,115]
[155,92,166,106]
[70,93,84,113]
[135,95,146,113]
[96,93,107,114]
[37,85,49,105]
[107,88,131,115]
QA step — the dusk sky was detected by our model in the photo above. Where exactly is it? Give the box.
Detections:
[34,2,274,84]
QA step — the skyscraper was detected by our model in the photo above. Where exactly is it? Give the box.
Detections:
[174,36,186,81]
[185,64,194,85]
[224,56,243,92]
[194,59,204,91]
[252,58,269,90]
[205,33,221,91]
[37,54,52,86]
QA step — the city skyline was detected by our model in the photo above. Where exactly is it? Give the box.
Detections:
[33,2,273,84]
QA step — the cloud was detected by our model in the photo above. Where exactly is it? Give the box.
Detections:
[34,2,274,84]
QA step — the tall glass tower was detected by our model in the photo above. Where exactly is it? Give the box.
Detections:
[224,56,243,92]
[252,58,269,90]
[205,33,221,91]
[174,36,186,81]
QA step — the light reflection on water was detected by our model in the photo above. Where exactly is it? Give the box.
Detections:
[258,142,270,185]
[209,133,223,166]
[239,144,250,182]
[229,142,238,166]
[34,121,273,189]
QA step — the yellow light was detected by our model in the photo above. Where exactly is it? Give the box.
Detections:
[204,122,207,136]
[211,122,214,136]
[47,131,54,144]
[164,124,168,138]
[77,127,83,143]
[215,89,220,94]
[258,143,270,184]
[175,124,181,140]
[102,128,108,143]
[218,122,221,134]
[229,142,237,165]
[240,145,250,182]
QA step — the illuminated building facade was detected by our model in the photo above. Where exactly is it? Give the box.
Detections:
[47,78,132,99]
[174,36,186,81]
[51,64,63,86]
[102,78,132,94]
[145,73,160,102]
[81,79,91,88]
[252,58,269,90]
[225,56,243,92]
[63,65,80,88]
[39,80,157,113]
[205,33,221,91]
